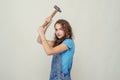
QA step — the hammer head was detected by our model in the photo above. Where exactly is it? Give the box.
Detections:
[54,5,62,12]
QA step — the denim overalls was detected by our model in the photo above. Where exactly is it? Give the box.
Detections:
[49,39,74,80]
[49,54,71,80]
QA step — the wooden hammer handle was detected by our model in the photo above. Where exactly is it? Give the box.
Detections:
[50,10,57,18]
[42,10,57,28]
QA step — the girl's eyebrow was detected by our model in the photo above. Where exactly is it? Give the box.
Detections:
[55,26,63,30]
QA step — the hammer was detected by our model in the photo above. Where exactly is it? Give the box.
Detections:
[42,5,62,28]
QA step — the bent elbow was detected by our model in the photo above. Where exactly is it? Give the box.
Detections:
[46,50,54,56]
[45,48,56,56]
[46,53,51,56]
[46,52,53,56]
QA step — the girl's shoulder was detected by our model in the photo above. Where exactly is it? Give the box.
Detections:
[62,39,74,49]
[63,39,74,43]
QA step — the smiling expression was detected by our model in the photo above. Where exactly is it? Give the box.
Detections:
[55,23,65,39]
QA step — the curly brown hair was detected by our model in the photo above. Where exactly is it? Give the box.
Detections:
[53,19,73,47]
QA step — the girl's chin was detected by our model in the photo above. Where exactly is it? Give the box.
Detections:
[57,36,63,39]
[57,37,61,39]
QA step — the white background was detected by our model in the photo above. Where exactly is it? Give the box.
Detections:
[0,0,120,80]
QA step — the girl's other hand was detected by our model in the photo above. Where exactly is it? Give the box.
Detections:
[45,16,52,24]
[44,16,52,28]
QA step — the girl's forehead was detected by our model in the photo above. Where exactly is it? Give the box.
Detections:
[55,23,62,28]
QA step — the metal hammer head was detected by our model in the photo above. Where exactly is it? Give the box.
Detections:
[54,5,62,12]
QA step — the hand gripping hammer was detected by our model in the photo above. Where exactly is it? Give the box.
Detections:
[42,5,62,28]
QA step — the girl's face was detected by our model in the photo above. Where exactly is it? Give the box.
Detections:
[55,23,65,39]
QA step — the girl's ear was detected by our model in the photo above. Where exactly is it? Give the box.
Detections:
[68,35,70,38]
[66,34,70,38]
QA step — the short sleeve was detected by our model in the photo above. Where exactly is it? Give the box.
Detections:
[62,39,74,49]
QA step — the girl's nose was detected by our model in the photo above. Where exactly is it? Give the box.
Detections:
[56,30,60,34]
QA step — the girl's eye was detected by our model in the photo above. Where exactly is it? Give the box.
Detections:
[55,28,63,31]
[55,29,57,31]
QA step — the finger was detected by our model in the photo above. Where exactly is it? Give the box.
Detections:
[46,16,52,23]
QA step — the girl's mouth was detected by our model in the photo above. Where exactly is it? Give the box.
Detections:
[57,34,61,37]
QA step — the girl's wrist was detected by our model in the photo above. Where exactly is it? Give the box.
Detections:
[41,36,46,41]
[42,40,46,42]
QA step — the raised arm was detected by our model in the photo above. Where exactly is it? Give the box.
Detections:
[38,27,68,56]
[37,16,54,46]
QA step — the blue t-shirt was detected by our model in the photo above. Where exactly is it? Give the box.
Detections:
[61,39,75,74]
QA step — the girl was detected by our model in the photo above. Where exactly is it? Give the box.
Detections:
[37,16,75,80]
